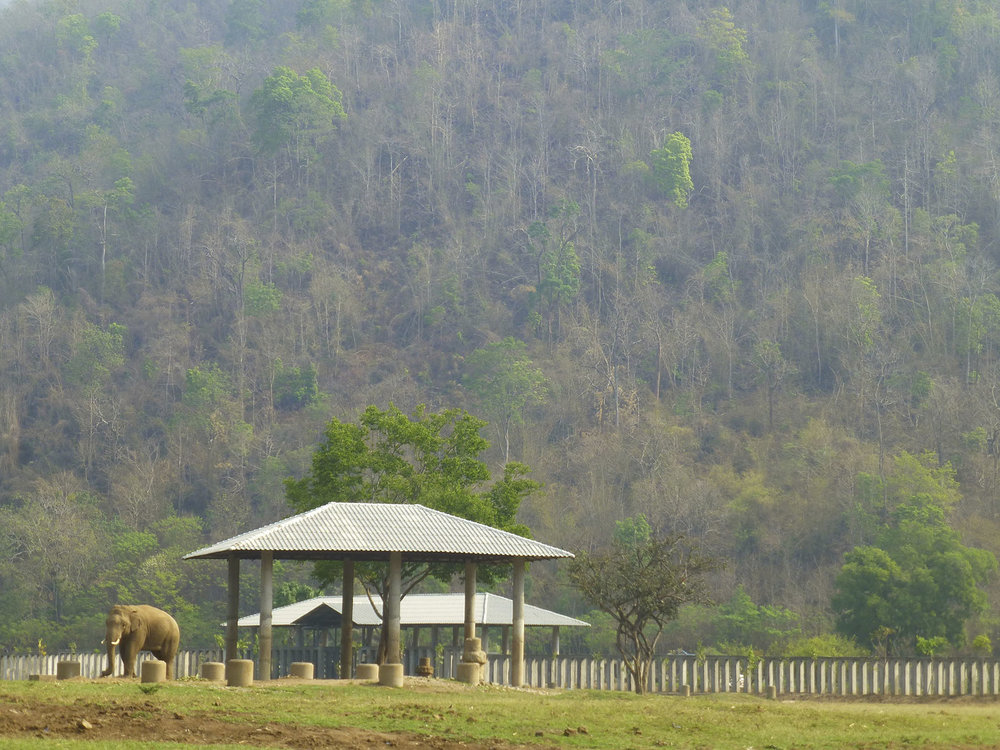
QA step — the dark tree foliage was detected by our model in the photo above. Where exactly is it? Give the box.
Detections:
[285,404,540,662]
[832,454,998,655]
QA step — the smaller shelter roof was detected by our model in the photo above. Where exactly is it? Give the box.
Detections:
[235,593,589,629]
[184,502,574,563]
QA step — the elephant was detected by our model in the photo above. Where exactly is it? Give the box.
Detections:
[100,604,180,680]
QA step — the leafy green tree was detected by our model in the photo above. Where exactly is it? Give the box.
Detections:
[463,337,548,463]
[833,453,997,654]
[249,66,346,159]
[568,515,720,694]
[272,358,320,410]
[695,7,750,91]
[650,132,694,208]
[713,585,800,653]
[64,321,126,390]
[285,404,540,662]
[527,201,581,345]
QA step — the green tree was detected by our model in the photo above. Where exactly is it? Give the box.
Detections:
[568,515,720,694]
[285,404,540,662]
[695,7,750,91]
[712,585,801,653]
[833,453,997,654]
[463,337,548,463]
[527,201,581,345]
[650,132,694,208]
[249,66,346,159]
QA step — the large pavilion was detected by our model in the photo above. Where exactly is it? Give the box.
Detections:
[184,502,574,686]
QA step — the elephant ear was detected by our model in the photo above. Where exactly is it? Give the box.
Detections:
[124,606,141,632]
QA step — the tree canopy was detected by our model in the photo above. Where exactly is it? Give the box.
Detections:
[569,516,720,693]
[832,453,997,654]
[285,404,540,660]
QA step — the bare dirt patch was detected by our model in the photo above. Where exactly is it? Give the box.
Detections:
[0,680,553,749]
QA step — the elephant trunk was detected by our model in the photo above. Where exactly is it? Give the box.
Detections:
[101,637,118,677]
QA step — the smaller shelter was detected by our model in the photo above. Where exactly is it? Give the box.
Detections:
[237,593,588,660]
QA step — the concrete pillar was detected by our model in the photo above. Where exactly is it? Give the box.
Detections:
[385,551,402,665]
[141,660,166,683]
[259,551,273,681]
[226,555,240,663]
[56,661,81,680]
[200,662,225,681]
[464,561,477,641]
[340,559,354,679]
[511,559,525,688]
[290,662,314,679]
[355,663,379,680]
[379,662,404,687]
[227,659,254,687]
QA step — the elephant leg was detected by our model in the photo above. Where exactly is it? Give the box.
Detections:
[121,642,139,677]
[151,649,175,679]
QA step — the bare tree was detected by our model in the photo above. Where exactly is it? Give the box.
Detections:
[569,516,720,694]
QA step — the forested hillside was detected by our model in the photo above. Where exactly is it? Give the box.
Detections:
[2,0,1000,656]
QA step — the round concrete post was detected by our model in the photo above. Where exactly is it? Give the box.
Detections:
[766,685,777,700]
[141,660,166,683]
[56,661,81,680]
[355,663,379,681]
[378,663,404,687]
[456,662,481,685]
[289,662,314,679]
[226,659,255,687]
[200,662,225,681]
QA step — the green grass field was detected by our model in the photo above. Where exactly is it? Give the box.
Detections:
[1,677,999,749]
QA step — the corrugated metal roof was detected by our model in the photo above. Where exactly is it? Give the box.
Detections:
[236,593,589,629]
[184,502,573,562]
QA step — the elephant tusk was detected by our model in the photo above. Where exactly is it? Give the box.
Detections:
[110,638,120,646]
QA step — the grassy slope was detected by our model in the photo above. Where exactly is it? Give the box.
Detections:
[1,678,999,749]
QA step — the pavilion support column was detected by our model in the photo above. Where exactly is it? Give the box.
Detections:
[511,559,525,688]
[259,551,273,681]
[379,551,404,687]
[340,559,354,679]
[464,561,477,641]
[458,561,485,684]
[226,555,240,663]
[386,552,402,663]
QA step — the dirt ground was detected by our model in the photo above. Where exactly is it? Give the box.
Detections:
[0,679,555,749]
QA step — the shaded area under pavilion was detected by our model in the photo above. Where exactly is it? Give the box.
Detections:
[237,592,589,674]
[184,502,574,686]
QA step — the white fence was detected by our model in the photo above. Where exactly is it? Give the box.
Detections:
[0,649,222,681]
[492,654,1000,696]
[6,649,1000,697]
